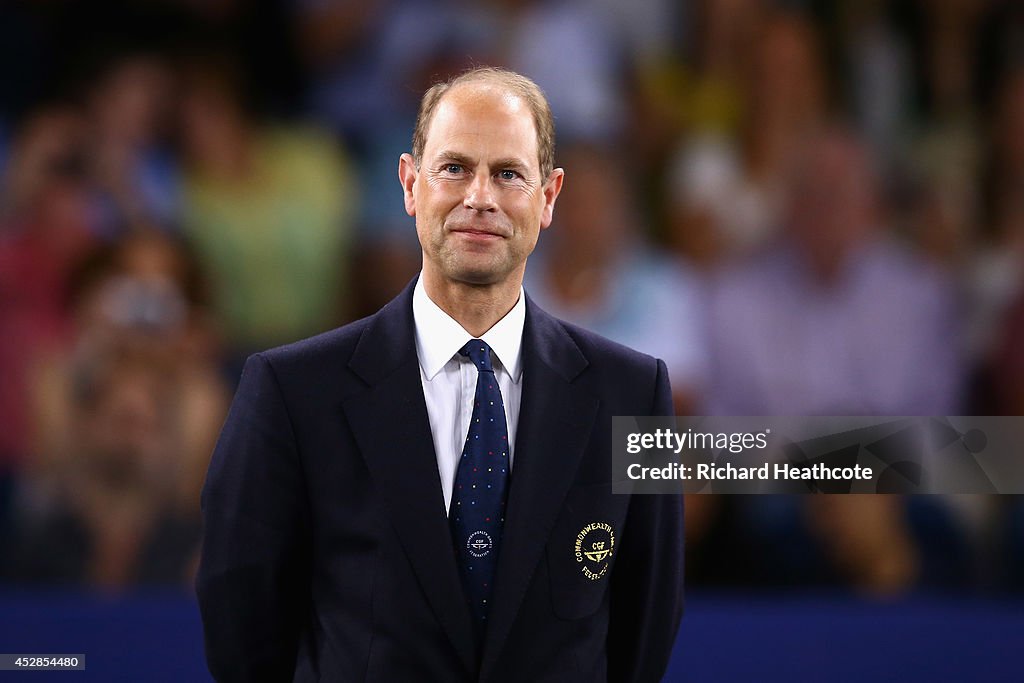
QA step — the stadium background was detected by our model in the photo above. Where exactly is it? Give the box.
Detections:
[1,0,1022,680]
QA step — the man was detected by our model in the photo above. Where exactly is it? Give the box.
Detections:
[705,128,960,417]
[700,128,961,592]
[196,67,683,682]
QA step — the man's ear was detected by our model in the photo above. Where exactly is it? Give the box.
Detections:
[539,167,565,230]
[399,153,418,217]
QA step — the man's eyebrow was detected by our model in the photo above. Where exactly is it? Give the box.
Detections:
[433,151,475,166]
[491,157,531,174]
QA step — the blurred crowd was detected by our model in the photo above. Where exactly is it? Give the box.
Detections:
[1,0,1024,596]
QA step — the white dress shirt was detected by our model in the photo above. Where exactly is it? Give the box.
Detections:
[413,276,525,515]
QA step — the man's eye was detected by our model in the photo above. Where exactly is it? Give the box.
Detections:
[499,170,519,180]
[445,164,464,174]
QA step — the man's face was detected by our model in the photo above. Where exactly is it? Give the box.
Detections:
[400,84,563,289]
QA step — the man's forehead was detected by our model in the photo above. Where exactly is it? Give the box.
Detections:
[423,83,539,158]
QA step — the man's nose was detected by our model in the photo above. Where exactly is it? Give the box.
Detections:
[464,173,498,212]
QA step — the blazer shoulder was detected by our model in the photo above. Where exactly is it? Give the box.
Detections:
[554,317,673,416]
[557,317,662,374]
[264,316,370,362]
[252,315,375,388]
[258,278,418,383]
[566,320,672,421]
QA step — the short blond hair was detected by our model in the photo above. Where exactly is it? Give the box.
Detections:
[411,67,556,178]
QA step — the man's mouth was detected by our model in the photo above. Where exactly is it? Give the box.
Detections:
[449,225,507,239]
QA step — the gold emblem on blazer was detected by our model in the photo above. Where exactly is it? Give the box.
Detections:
[574,522,615,580]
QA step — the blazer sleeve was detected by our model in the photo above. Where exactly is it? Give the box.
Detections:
[196,353,311,682]
[607,358,684,683]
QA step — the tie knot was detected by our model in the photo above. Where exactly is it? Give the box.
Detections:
[460,339,494,373]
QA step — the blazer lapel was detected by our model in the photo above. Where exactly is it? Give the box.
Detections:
[480,300,599,679]
[342,280,477,674]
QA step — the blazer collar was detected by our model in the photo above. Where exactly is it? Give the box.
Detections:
[347,277,419,386]
[344,277,478,674]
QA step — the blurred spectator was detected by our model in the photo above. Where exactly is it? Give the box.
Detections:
[902,131,980,269]
[991,292,1024,591]
[806,493,974,595]
[0,105,98,474]
[5,231,227,590]
[5,342,199,590]
[177,57,357,372]
[667,9,829,268]
[589,0,679,67]
[693,486,968,595]
[476,0,627,141]
[628,0,765,175]
[610,0,742,243]
[679,0,766,136]
[966,66,1024,376]
[706,128,961,416]
[49,231,228,515]
[294,0,435,146]
[890,0,988,271]
[842,1,914,165]
[83,50,181,236]
[695,128,968,595]
[525,142,707,413]
[908,0,988,124]
[992,284,1024,417]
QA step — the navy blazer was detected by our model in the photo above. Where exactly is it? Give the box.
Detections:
[197,279,684,682]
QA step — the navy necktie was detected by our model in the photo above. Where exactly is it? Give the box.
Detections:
[450,339,510,632]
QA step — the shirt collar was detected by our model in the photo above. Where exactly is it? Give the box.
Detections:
[413,275,525,383]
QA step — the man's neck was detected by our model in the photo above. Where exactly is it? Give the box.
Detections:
[421,268,523,338]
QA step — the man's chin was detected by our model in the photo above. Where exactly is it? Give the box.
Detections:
[451,270,505,287]
[437,255,514,287]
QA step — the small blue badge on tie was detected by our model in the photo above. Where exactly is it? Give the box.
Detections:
[466,530,494,557]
